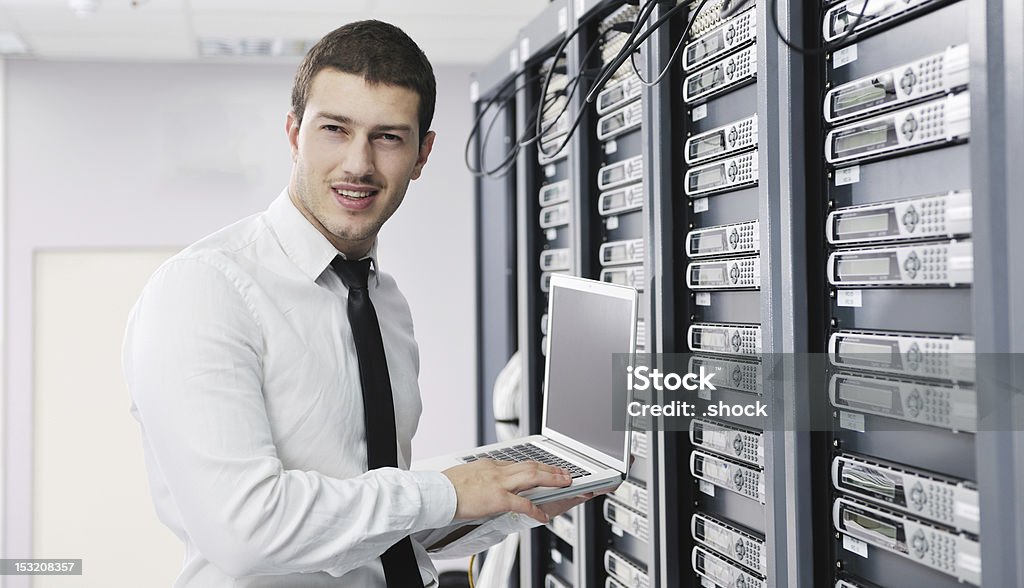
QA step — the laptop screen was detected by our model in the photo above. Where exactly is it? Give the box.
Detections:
[542,276,637,465]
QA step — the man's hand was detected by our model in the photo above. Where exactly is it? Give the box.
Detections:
[441,459,572,524]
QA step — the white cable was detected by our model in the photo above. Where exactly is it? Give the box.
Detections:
[491,351,522,443]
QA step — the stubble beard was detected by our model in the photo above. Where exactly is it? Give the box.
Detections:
[292,157,399,247]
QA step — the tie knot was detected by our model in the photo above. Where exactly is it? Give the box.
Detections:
[331,257,372,290]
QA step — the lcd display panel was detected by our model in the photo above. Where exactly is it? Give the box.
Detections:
[835,126,890,155]
[837,256,892,278]
[834,77,894,116]
[694,231,726,253]
[838,380,896,410]
[844,509,899,547]
[697,331,727,349]
[691,132,726,159]
[842,464,899,499]
[836,212,890,236]
[690,67,725,93]
[694,165,726,190]
[697,265,726,284]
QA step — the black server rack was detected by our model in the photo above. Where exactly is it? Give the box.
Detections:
[471,0,1024,586]
[516,2,584,585]
[808,1,982,587]
[471,45,523,449]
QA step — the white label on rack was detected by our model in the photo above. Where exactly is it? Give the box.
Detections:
[606,216,620,230]
[576,0,586,20]
[701,577,716,588]
[611,525,624,537]
[469,81,479,103]
[694,198,709,213]
[837,290,863,307]
[519,38,531,63]
[546,229,557,241]
[696,292,711,306]
[544,164,556,178]
[839,411,866,433]
[834,44,859,68]
[699,388,712,401]
[699,480,716,497]
[558,7,568,32]
[693,104,708,121]
[834,166,860,186]
[509,49,518,72]
[605,140,618,154]
[843,535,869,558]
[550,548,563,564]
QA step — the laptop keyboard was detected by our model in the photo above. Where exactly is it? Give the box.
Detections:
[462,443,591,478]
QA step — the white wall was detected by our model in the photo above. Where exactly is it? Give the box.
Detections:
[2,60,477,582]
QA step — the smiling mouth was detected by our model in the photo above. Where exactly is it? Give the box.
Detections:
[333,187,378,199]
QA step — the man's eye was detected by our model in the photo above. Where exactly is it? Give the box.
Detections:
[379,133,402,142]
[322,125,342,133]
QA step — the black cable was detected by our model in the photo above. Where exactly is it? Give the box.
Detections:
[720,0,753,18]
[476,80,573,178]
[530,2,651,154]
[464,71,538,178]
[464,6,613,171]
[537,1,672,159]
[583,0,667,104]
[768,0,870,56]
[477,83,530,177]
[630,0,712,88]
[527,26,620,155]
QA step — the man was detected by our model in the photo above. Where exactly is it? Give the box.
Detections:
[123,20,594,587]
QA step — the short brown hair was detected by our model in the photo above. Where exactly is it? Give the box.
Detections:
[291,20,437,143]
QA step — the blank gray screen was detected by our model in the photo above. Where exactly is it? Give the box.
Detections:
[544,284,634,462]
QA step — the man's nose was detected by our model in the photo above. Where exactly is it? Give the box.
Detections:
[341,135,375,179]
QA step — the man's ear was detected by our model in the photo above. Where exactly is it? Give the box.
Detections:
[410,130,436,181]
[286,111,300,161]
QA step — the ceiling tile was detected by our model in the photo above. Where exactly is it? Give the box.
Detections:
[190,12,365,39]
[0,9,17,30]
[377,15,525,43]
[372,0,547,18]
[26,32,193,60]
[5,5,187,35]
[0,0,182,8]
[188,0,371,13]
[419,37,516,65]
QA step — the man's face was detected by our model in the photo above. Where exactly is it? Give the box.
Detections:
[287,69,434,258]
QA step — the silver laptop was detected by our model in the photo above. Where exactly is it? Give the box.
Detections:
[415,274,638,504]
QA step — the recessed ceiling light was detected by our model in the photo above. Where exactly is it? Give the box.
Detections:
[69,0,100,18]
[198,38,316,58]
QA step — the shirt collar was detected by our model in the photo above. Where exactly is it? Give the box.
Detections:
[265,188,381,285]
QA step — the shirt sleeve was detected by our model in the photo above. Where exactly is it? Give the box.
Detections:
[411,512,541,559]
[123,256,457,578]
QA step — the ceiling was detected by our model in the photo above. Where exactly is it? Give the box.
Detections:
[0,0,550,64]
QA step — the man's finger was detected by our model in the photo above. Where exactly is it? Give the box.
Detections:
[499,461,567,477]
[506,494,549,524]
[503,468,572,493]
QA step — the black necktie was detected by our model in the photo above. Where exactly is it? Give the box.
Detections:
[332,257,422,587]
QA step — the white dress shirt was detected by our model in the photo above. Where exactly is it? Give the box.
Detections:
[123,189,535,587]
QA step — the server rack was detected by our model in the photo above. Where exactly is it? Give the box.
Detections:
[473,1,1023,586]
[515,2,588,585]
[472,45,523,448]
[579,2,656,586]
[806,2,988,587]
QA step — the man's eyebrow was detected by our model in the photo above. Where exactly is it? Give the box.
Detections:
[314,112,413,134]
